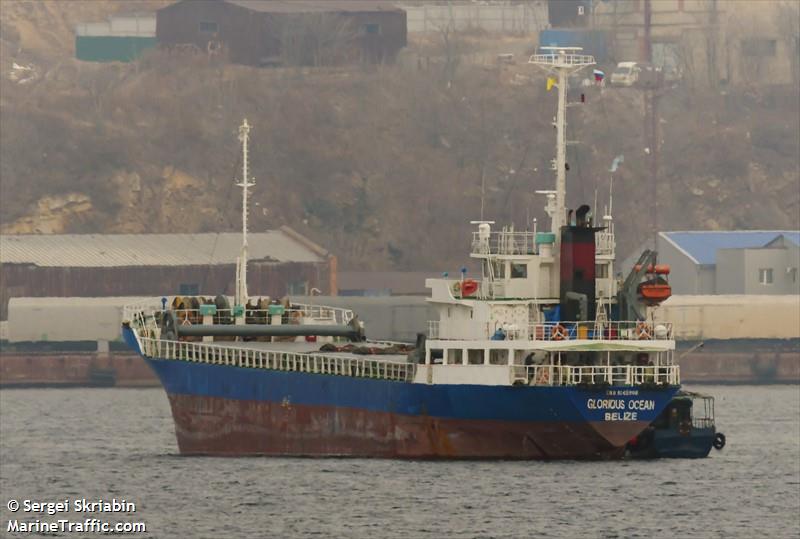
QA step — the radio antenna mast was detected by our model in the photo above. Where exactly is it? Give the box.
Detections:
[235,119,254,310]
[529,47,594,241]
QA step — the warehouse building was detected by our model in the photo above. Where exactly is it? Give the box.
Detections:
[623,230,800,295]
[75,13,157,62]
[0,227,336,320]
[156,0,407,66]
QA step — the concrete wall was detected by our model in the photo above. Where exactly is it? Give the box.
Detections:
[654,294,800,340]
[296,295,434,342]
[403,2,548,34]
[716,248,745,294]
[656,235,702,294]
[697,265,716,295]
[7,297,157,342]
[743,247,800,295]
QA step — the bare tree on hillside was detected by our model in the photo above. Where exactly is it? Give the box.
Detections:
[435,23,463,86]
[674,34,699,95]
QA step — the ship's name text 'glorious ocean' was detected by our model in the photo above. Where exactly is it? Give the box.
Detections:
[587,398,656,421]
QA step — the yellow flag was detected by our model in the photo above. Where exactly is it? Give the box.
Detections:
[547,77,556,91]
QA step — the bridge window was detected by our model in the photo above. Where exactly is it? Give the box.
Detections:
[511,262,527,278]
[467,349,484,365]
[447,349,462,365]
[489,349,508,365]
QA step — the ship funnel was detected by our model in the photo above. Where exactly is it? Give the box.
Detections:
[576,204,591,227]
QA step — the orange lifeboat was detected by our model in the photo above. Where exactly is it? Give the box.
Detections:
[634,263,671,275]
[653,264,671,275]
[638,280,672,304]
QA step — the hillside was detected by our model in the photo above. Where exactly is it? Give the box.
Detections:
[1,1,798,271]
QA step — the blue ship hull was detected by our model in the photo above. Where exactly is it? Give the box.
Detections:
[124,327,678,458]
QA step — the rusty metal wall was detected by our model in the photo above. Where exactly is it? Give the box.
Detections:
[157,0,271,64]
[0,260,331,320]
[156,0,406,65]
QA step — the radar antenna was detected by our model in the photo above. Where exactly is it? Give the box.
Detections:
[529,47,594,241]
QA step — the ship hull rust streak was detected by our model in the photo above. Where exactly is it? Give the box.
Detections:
[143,354,674,459]
[167,392,649,459]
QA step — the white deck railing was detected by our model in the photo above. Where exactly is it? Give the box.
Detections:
[529,53,595,66]
[595,231,615,256]
[527,321,673,341]
[429,321,674,342]
[124,302,354,325]
[290,303,355,324]
[170,305,353,324]
[137,336,415,383]
[123,301,355,341]
[470,230,615,258]
[131,329,679,387]
[471,231,537,255]
[512,364,680,386]
[122,300,162,325]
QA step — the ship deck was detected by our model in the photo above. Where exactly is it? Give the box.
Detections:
[167,339,412,363]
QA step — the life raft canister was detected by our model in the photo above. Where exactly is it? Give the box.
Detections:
[452,279,479,297]
[461,279,479,297]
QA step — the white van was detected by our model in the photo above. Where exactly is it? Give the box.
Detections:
[610,62,640,86]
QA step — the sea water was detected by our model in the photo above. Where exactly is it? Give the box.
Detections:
[1,385,798,538]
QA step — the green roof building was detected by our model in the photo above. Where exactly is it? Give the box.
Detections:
[75,14,156,62]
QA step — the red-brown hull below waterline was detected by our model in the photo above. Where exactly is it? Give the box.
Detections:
[166,393,649,460]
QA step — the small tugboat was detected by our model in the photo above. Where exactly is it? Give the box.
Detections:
[625,391,726,459]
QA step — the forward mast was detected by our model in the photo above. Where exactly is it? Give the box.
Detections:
[234,118,255,320]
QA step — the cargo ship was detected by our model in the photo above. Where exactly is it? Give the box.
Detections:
[122,47,680,459]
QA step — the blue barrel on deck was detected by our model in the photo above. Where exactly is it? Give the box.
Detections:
[538,29,609,63]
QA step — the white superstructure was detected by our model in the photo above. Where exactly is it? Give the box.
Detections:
[420,47,677,387]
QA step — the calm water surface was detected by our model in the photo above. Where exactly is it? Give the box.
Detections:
[1,385,798,538]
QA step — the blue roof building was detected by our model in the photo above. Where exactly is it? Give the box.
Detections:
[624,231,800,295]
